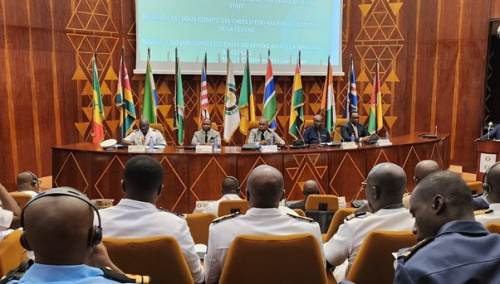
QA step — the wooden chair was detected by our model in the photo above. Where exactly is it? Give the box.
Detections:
[185,213,216,245]
[467,181,483,195]
[303,118,348,141]
[103,236,194,284]
[305,195,339,234]
[346,230,417,284]
[485,222,500,234]
[292,208,306,217]
[219,233,336,284]
[217,200,249,217]
[0,231,28,277]
[8,192,33,209]
[322,207,356,242]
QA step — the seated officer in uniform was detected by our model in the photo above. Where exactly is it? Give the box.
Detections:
[202,176,241,216]
[476,162,500,224]
[288,180,320,212]
[122,118,166,146]
[394,171,500,283]
[204,165,324,284]
[0,182,21,232]
[99,155,205,284]
[340,112,370,142]
[191,119,221,147]
[248,118,285,146]
[6,187,141,284]
[323,162,413,281]
[16,171,41,197]
[302,115,331,144]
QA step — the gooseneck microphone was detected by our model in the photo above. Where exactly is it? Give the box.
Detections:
[488,122,493,140]
[332,127,345,142]
[296,126,306,146]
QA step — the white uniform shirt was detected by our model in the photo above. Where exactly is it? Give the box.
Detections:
[99,199,204,283]
[204,207,324,284]
[203,194,241,216]
[123,128,166,145]
[0,209,13,230]
[18,190,38,198]
[324,208,414,273]
[476,203,500,225]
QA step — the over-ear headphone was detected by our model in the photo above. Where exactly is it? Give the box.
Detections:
[483,162,500,193]
[20,187,102,250]
[226,176,241,191]
[28,171,38,186]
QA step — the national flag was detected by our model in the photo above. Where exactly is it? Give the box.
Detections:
[142,49,158,123]
[174,55,185,145]
[116,48,136,140]
[323,58,336,133]
[223,53,240,142]
[263,57,277,128]
[344,56,358,119]
[239,51,255,135]
[200,53,210,123]
[367,58,383,134]
[288,61,304,140]
[92,55,105,144]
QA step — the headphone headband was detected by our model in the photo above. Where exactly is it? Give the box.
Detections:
[482,162,500,194]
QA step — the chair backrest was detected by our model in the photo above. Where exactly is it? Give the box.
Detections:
[485,222,500,234]
[245,120,260,143]
[346,230,417,284]
[0,231,28,277]
[292,208,306,217]
[467,181,483,195]
[303,118,348,142]
[219,233,328,284]
[149,123,164,133]
[305,195,339,211]
[217,200,249,217]
[9,192,33,209]
[323,208,356,242]
[103,236,194,284]
[185,213,217,245]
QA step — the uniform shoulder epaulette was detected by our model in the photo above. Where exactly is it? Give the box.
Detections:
[152,129,159,132]
[158,207,185,218]
[397,237,434,261]
[286,213,316,223]
[474,208,494,215]
[101,267,151,283]
[212,212,241,224]
[344,211,368,222]
[133,129,140,132]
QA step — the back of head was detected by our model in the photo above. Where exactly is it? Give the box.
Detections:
[484,162,500,203]
[22,189,96,265]
[366,163,407,210]
[123,155,163,202]
[247,165,284,208]
[222,176,240,195]
[414,160,440,184]
[302,180,320,197]
[17,171,38,191]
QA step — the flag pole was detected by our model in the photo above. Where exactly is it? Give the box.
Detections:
[203,52,208,120]
[120,46,125,139]
[174,47,178,137]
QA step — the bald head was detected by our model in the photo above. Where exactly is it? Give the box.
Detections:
[139,118,150,135]
[484,163,500,203]
[17,171,39,192]
[247,165,284,208]
[303,180,320,197]
[414,160,440,184]
[258,118,269,132]
[313,115,323,129]
[366,163,407,211]
[23,195,96,264]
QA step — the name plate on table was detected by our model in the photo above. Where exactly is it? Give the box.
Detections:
[193,200,213,213]
[341,142,358,150]
[260,145,278,153]
[376,139,393,147]
[338,196,347,209]
[196,145,213,153]
[128,145,146,153]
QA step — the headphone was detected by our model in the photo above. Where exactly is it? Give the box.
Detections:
[226,176,241,191]
[20,187,102,250]
[27,171,39,186]
[483,162,500,194]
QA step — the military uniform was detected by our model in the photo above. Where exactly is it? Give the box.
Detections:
[203,194,241,216]
[323,207,413,278]
[302,126,331,144]
[191,129,221,146]
[475,203,500,224]
[123,128,166,146]
[0,209,13,231]
[394,220,500,283]
[204,207,324,284]
[99,199,204,283]
[248,128,285,145]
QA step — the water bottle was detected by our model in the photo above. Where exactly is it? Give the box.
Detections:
[149,136,154,150]
[351,133,355,142]
[269,136,274,145]
[385,131,390,140]
[214,137,219,152]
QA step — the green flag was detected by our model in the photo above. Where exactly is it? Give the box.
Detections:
[175,57,185,145]
[142,50,157,123]
[288,62,304,140]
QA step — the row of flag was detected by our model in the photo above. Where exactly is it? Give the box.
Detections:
[91,50,384,145]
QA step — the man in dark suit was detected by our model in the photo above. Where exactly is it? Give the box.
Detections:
[480,124,500,140]
[340,112,370,142]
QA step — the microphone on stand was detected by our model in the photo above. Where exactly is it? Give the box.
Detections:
[332,127,345,142]
[488,122,493,140]
[295,126,307,147]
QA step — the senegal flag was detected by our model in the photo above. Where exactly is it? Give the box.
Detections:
[92,54,105,144]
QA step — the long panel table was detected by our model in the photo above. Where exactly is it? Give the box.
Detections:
[52,135,450,213]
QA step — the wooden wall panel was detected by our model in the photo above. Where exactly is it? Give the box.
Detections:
[0,0,493,190]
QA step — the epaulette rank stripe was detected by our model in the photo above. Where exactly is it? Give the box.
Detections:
[398,237,434,261]
[287,213,315,223]
[345,211,367,222]
[212,212,240,224]
[474,209,494,215]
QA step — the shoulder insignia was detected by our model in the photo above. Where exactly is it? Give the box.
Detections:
[475,209,493,215]
[133,129,140,132]
[101,267,151,283]
[158,207,185,218]
[397,238,434,261]
[286,213,315,223]
[152,129,159,132]
[212,212,241,224]
[344,211,367,222]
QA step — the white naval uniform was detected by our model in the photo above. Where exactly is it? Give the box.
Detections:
[203,194,241,216]
[204,207,325,284]
[323,208,413,278]
[18,190,38,198]
[0,209,13,230]
[99,199,204,283]
[476,203,500,225]
[123,128,166,146]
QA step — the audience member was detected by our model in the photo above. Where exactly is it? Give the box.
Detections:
[203,176,241,216]
[303,115,331,144]
[475,162,500,224]
[122,118,166,146]
[99,155,204,283]
[323,162,413,280]
[248,118,285,146]
[191,119,221,146]
[288,180,320,211]
[16,171,41,197]
[340,112,370,142]
[394,171,500,283]
[0,183,21,233]
[204,165,324,283]
[402,160,440,208]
